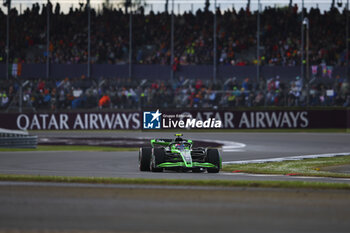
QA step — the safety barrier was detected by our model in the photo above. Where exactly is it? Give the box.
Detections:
[0,128,38,148]
[0,63,347,80]
[0,109,348,130]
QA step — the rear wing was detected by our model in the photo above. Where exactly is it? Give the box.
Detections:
[151,139,172,147]
[150,138,192,147]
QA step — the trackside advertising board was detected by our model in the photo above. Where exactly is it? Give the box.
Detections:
[0,110,348,130]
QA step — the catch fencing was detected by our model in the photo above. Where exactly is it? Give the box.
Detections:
[0,64,347,80]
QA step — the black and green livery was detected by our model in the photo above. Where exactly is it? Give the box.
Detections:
[139,134,222,173]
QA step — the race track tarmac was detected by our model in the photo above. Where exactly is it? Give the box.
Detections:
[33,131,350,161]
[1,132,350,233]
[1,182,350,233]
[1,132,350,183]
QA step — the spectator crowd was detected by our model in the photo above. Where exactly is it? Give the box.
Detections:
[1,75,349,111]
[0,2,349,111]
[0,2,348,66]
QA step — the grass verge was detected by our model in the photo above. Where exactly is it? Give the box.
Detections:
[0,174,349,190]
[0,145,138,152]
[223,155,350,178]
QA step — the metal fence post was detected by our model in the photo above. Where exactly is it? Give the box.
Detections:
[46,0,50,79]
[301,0,304,88]
[213,0,217,82]
[170,0,174,81]
[257,0,261,84]
[347,0,349,84]
[6,0,11,80]
[129,1,132,79]
[87,0,91,78]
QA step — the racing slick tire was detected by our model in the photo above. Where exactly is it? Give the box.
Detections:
[206,149,221,173]
[139,147,152,171]
[150,148,165,172]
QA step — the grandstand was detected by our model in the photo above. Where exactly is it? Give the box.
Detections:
[0,0,349,111]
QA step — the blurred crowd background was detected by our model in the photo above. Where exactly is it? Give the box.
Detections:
[0,2,348,66]
[0,1,349,111]
[1,75,349,111]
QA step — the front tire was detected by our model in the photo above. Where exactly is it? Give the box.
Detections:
[150,148,165,172]
[206,149,221,173]
[139,147,151,171]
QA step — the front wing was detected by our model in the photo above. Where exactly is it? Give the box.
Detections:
[157,162,217,168]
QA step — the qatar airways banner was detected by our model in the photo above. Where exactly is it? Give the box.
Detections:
[0,110,347,130]
[1,112,141,130]
[150,110,347,129]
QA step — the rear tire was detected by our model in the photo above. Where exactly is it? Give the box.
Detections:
[206,149,221,173]
[151,148,165,172]
[139,147,151,171]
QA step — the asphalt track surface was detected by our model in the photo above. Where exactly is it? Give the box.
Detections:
[1,132,350,183]
[1,132,350,233]
[1,181,350,233]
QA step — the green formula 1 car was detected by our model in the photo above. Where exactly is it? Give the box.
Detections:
[138,134,221,173]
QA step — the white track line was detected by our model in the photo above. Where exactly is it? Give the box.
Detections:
[196,139,246,152]
[221,173,282,177]
[220,172,350,181]
[222,149,246,152]
[0,151,103,153]
[223,152,350,164]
